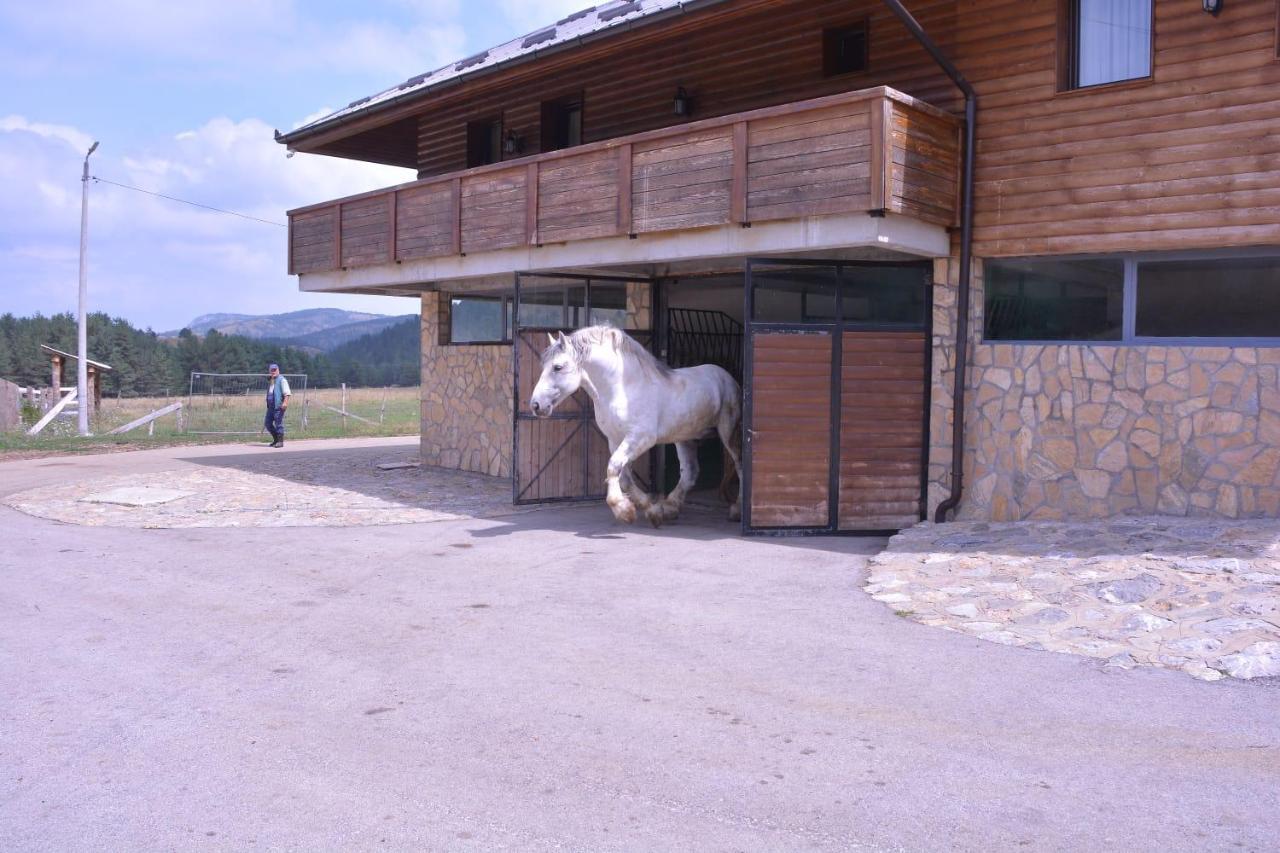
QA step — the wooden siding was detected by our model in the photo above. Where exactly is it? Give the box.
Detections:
[960,0,1280,256]
[287,88,961,275]
[838,331,926,531]
[402,0,958,178]
[748,331,833,528]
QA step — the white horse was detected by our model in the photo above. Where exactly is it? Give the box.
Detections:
[530,325,742,527]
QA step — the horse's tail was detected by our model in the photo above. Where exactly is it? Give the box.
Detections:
[718,410,742,506]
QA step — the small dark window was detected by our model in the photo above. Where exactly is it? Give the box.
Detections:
[449,295,512,344]
[1062,0,1152,90]
[1136,258,1280,338]
[985,258,1124,341]
[466,117,502,168]
[541,95,583,152]
[823,21,869,77]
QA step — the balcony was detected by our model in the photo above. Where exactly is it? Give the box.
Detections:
[288,87,961,290]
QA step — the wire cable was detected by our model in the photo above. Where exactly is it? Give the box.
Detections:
[90,176,287,227]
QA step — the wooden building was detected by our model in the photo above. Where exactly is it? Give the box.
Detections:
[279,0,1280,528]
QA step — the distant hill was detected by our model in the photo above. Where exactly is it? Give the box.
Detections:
[167,308,394,340]
[274,314,418,352]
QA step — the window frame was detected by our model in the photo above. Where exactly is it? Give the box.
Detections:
[446,293,513,346]
[822,19,870,78]
[983,248,1280,347]
[1057,0,1155,93]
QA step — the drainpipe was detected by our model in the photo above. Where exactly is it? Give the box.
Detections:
[878,0,976,523]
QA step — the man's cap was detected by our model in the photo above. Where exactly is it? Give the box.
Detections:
[268,363,280,371]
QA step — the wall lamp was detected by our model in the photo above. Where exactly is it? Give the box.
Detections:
[1203,0,1222,14]
[673,86,693,118]
[503,130,524,156]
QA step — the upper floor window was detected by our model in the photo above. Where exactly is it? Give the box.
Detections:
[1062,0,1152,90]
[541,95,583,152]
[466,117,503,168]
[823,21,869,77]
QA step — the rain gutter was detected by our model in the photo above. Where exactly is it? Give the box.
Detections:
[878,0,976,523]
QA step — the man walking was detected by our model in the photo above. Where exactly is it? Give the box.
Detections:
[264,363,291,448]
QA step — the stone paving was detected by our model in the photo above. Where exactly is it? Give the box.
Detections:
[867,517,1280,682]
[3,449,534,529]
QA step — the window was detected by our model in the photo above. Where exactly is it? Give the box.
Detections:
[823,21,869,77]
[540,95,583,152]
[751,263,929,325]
[985,258,1124,341]
[466,117,502,168]
[449,294,512,343]
[1061,0,1152,90]
[985,253,1280,343]
[1136,258,1280,338]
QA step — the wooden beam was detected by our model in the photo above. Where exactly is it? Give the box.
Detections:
[333,202,343,269]
[617,143,633,235]
[106,402,183,435]
[450,177,462,254]
[731,121,748,225]
[869,98,888,212]
[526,161,540,245]
[388,190,398,262]
[27,389,76,436]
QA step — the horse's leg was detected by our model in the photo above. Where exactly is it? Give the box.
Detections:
[717,409,744,522]
[647,440,698,527]
[618,466,654,516]
[605,437,654,524]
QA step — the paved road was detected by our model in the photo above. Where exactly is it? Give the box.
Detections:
[1,440,1276,851]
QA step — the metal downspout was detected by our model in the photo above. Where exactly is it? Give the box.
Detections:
[878,0,976,523]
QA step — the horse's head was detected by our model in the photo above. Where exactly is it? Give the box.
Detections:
[530,331,583,418]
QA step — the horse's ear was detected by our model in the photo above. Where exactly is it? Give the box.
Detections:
[547,333,557,347]
[557,331,569,347]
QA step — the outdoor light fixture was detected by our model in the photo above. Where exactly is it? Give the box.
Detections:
[1203,0,1222,14]
[503,130,523,156]
[673,86,692,117]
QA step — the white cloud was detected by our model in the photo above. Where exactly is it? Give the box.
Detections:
[0,113,415,327]
[495,0,593,33]
[0,115,94,153]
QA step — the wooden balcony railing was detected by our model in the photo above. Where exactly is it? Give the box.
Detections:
[288,87,961,275]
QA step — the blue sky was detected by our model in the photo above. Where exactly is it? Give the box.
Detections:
[0,0,586,331]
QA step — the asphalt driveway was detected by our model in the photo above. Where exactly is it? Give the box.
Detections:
[1,440,1276,851]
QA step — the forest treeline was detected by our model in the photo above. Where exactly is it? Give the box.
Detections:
[0,312,420,396]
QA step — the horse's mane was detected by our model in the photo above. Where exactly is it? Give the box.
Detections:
[547,325,672,381]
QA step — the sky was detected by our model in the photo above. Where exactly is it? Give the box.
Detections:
[0,0,588,331]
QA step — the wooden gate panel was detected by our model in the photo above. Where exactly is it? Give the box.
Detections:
[838,331,926,531]
[748,331,832,528]
[515,417,590,502]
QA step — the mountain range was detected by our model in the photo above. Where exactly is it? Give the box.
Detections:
[166,308,417,352]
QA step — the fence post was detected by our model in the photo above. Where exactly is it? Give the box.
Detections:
[381,386,387,425]
[341,383,348,433]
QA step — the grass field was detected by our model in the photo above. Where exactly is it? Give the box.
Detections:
[1,386,420,459]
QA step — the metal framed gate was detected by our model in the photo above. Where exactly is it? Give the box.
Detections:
[512,272,655,505]
[743,259,933,535]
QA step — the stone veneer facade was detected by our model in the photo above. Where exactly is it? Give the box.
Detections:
[419,292,512,477]
[928,257,1280,521]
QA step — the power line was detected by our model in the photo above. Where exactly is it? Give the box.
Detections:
[90,176,287,227]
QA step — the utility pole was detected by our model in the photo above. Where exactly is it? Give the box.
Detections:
[77,140,98,436]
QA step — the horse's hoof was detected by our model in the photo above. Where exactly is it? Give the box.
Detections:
[610,499,637,524]
[660,502,680,522]
[645,505,665,528]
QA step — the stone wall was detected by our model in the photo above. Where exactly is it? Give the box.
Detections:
[420,292,512,477]
[929,259,1280,521]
